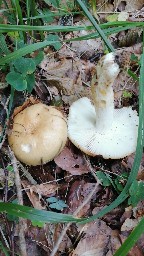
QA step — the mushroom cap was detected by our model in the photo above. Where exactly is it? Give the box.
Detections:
[68,97,139,159]
[8,103,67,165]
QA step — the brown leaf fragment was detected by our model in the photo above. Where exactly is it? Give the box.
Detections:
[22,180,58,209]
[22,180,45,210]
[29,183,58,197]
[66,180,100,217]
[71,220,121,256]
[54,146,89,175]
[53,224,72,254]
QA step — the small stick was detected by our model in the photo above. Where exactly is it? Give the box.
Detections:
[9,148,27,256]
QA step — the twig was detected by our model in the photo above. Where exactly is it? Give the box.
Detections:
[9,148,27,256]
[0,226,10,249]
[50,157,101,256]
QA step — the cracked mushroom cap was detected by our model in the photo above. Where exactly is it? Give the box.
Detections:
[68,97,139,159]
[8,103,67,165]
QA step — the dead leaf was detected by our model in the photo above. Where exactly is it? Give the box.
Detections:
[65,180,100,217]
[22,180,58,209]
[71,220,121,256]
[121,218,139,232]
[53,224,72,253]
[54,146,89,175]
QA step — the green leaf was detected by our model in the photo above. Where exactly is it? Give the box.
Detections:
[128,180,144,206]
[122,90,133,98]
[6,165,13,172]
[26,73,35,93]
[114,173,129,192]
[130,53,139,62]
[49,200,68,211]
[6,71,27,91]
[43,0,60,8]
[47,197,58,203]
[33,51,44,65]
[31,220,45,227]
[13,57,36,75]
[96,171,111,186]
[0,202,82,223]
[127,69,139,81]
[46,34,62,50]
[37,9,54,23]
[0,40,54,66]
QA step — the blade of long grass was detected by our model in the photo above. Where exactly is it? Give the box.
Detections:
[0,33,10,54]
[114,218,144,256]
[0,241,10,256]
[76,0,115,52]
[0,21,143,33]
[23,11,80,20]
[0,202,83,223]
[67,25,140,42]
[0,40,54,65]
[0,23,92,32]
[12,0,23,25]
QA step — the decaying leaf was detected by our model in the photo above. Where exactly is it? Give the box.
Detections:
[71,220,121,256]
[22,180,58,209]
[65,180,100,217]
[54,146,89,175]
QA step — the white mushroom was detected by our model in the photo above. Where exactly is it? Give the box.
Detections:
[8,103,67,165]
[68,53,139,159]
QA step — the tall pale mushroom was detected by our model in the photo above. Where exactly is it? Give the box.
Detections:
[68,53,139,159]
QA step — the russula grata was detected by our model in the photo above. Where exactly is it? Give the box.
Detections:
[8,103,67,165]
[68,53,139,159]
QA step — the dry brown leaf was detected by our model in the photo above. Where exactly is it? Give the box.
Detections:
[124,0,144,11]
[121,218,139,232]
[29,183,58,197]
[53,224,72,254]
[65,180,100,217]
[22,180,58,209]
[71,220,121,256]
[54,146,89,175]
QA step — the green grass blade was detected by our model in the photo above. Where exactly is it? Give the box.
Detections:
[114,218,144,256]
[0,33,10,55]
[0,24,92,32]
[67,25,139,42]
[0,202,83,223]
[0,40,54,65]
[76,0,115,52]
[12,0,24,25]
[0,21,143,33]
[0,241,10,256]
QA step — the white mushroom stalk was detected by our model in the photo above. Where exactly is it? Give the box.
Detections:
[91,53,120,131]
[68,53,139,159]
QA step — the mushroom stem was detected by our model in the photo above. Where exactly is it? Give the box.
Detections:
[91,53,120,131]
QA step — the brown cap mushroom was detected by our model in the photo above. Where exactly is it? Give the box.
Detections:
[8,103,67,165]
[68,53,139,159]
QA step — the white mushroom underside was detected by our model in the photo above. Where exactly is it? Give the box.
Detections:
[68,97,139,159]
